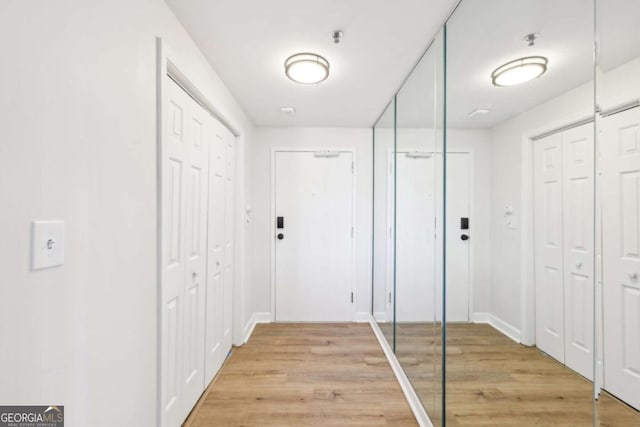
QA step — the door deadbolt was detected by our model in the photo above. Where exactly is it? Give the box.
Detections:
[461,234,469,241]
[277,233,284,240]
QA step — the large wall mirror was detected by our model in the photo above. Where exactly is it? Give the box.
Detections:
[372,0,640,425]
[445,0,598,423]
[595,0,640,423]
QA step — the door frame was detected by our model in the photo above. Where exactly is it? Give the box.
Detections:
[385,149,474,323]
[270,147,358,322]
[155,38,245,426]
[520,111,594,347]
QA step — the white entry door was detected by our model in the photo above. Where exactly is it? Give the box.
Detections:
[390,151,471,323]
[161,78,209,425]
[534,132,566,363]
[395,153,437,322]
[534,123,594,379]
[444,153,471,322]
[601,107,640,410]
[274,150,354,321]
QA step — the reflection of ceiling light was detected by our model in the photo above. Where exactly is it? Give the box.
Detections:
[491,56,548,87]
[280,106,296,115]
[284,53,330,84]
[468,108,490,117]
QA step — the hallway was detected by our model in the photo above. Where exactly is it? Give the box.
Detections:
[184,323,417,426]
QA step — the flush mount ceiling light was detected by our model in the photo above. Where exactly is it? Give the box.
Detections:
[491,56,548,87]
[284,53,330,85]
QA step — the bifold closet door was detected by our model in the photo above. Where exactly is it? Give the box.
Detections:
[534,132,566,363]
[162,78,210,425]
[222,133,236,354]
[204,121,230,384]
[601,107,640,410]
[561,123,594,381]
[534,123,595,378]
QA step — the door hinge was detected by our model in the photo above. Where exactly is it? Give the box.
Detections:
[351,161,355,173]
[388,292,391,303]
[351,226,355,238]
[351,292,354,303]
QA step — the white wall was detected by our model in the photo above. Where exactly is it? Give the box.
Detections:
[371,128,491,319]
[0,1,254,425]
[252,128,373,319]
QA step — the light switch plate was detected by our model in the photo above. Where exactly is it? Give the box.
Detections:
[31,221,65,270]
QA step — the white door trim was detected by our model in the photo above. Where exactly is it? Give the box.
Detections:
[520,110,594,347]
[156,37,245,427]
[270,147,358,322]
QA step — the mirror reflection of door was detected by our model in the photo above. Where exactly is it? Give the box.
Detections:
[390,151,471,323]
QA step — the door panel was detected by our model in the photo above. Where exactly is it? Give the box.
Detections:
[204,124,228,384]
[390,152,471,323]
[162,78,215,426]
[274,151,354,321]
[562,123,594,380]
[395,154,436,322]
[182,105,209,411]
[445,153,471,322]
[534,133,565,363]
[222,137,235,353]
[602,107,640,410]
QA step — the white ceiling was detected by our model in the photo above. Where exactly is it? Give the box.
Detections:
[164,0,458,127]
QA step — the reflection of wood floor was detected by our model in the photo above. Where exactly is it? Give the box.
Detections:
[382,322,640,426]
[184,323,417,426]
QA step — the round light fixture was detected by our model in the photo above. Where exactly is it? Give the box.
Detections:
[491,56,548,87]
[284,53,330,85]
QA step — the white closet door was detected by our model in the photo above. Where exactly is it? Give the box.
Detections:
[602,107,640,410]
[222,134,235,353]
[204,121,228,384]
[181,97,209,412]
[534,133,565,363]
[562,123,594,380]
[162,79,209,426]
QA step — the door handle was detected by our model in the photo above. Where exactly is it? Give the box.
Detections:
[277,233,284,240]
[461,234,469,241]
[629,272,638,281]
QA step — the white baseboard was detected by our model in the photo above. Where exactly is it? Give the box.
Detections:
[369,315,433,427]
[470,312,490,323]
[373,311,387,322]
[354,311,370,322]
[472,312,521,344]
[242,312,271,344]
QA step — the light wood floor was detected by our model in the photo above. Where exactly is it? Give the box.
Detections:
[184,323,417,426]
[387,322,640,426]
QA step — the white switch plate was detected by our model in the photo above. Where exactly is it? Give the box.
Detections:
[31,221,65,270]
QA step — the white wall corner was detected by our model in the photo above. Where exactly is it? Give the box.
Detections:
[354,312,371,323]
[488,314,521,344]
[242,312,272,344]
[470,312,491,324]
[373,312,387,322]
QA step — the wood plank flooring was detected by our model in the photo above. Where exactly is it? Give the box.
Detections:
[185,322,639,426]
[184,323,417,426]
[388,322,640,426]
